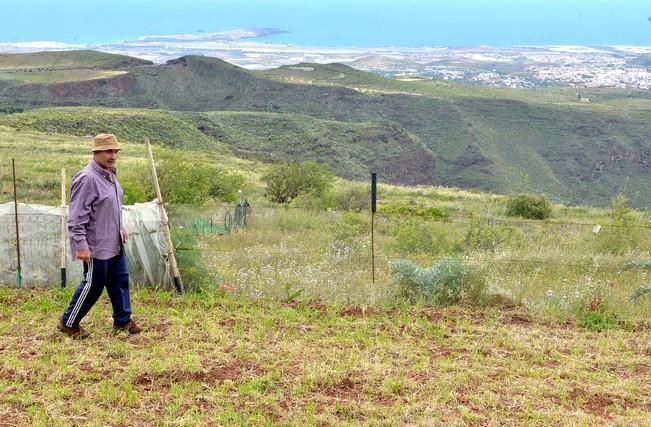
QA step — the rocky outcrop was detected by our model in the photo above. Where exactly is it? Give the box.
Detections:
[593,144,651,176]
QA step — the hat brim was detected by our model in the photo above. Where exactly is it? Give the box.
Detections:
[92,146,122,152]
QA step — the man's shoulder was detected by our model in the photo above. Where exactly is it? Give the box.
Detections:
[71,163,98,184]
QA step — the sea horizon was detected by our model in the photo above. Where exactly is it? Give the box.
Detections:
[2,0,650,48]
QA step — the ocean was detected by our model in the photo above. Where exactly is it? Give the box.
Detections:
[3,0,650,47]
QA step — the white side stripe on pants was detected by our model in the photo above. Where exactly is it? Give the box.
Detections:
[66,259,94,327]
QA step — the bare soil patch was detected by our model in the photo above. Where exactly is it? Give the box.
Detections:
[339,305,377,317]
[133,359,264,391]
[567,387,651,417]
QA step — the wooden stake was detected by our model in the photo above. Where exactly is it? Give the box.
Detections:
[60,169,67,288]
[146,138,184,293]
[11,159,21,288]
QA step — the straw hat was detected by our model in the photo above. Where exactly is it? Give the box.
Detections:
[92,133,121,152]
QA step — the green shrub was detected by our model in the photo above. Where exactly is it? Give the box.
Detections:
[333,212,370,243]
[157,155,213,204]
[146,152,246,205]
[573,294,619,331]
[122,153,221,205]
[629,284,651,303]
[380,200,450,220]
[390,219,463,256]
[120,164,153,204]
[120,177,150,205]
[610,193,635,225]
[208,171,246,202]
[505,194,551,220]
[333,185,370,212]
[291,191,335,211]
[390,258,487,305]
[593,194,641,255]
[618,259,651,274]
[170,224,220,292]
[262,161,334,204]
[464,220,523,252]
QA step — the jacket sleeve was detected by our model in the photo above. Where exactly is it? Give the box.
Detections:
[67,175,96,252]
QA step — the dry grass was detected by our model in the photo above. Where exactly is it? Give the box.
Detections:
[1,287,650,426]
[199,206,651,322]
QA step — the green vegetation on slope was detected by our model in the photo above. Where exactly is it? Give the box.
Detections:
[0,70,128,84]
[0,107,436,185]
[0,50,152,70]
[0,50,152,84]
[191,111,436,183]
[2,127,650,318]
[0,126,245,205]
[0,107,221,149]
[0,52,650,207]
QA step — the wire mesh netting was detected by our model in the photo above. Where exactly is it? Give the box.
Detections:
[175,198,252,236]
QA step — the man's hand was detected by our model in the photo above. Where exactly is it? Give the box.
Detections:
[76,249,91,262]
[122,229,128,243]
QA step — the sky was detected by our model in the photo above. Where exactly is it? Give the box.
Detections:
[2,0,650,47]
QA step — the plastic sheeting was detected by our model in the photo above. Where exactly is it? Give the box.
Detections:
[0,201,172,289]
[123,201,173,290]
[0,203,81,287]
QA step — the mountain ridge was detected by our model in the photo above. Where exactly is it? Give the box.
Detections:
[0,50,649,207]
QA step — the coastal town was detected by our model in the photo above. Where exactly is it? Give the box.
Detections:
[351,46,651,89]
[1,29,650,90]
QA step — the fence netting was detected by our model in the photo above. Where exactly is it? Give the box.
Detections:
[0,201,175,289]
[0,200,249,289]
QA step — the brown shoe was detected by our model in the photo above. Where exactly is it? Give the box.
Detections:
[113,320,142,334]
[57,319,91,339]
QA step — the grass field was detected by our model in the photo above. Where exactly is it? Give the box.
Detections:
[1,125,650,317]
[1,288,650,426]
[0,50,151,71]
[1,122,651,425]
[0,70,127,84]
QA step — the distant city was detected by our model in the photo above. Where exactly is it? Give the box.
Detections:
[353,45,651,90]
[1,28,650,90]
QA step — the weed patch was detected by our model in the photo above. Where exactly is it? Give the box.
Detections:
[574,294,620,331]
[390,258,487,306]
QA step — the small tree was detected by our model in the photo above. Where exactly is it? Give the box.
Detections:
[121,153,245,205]
[505,193,551,220]
[594,193,640,255]
[157,157,213,204]
[209,171,245,202]
[262,161,334,204]
[610,193,634,226]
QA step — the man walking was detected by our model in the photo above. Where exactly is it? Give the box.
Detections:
[58,133,141,338]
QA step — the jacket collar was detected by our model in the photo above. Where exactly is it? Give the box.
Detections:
[90,160,117,179]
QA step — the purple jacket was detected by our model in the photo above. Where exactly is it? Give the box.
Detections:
[68,160,124,260]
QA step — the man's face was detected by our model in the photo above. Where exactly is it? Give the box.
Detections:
[94,149,120,171]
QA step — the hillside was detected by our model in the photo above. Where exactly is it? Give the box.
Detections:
[0,50,153,85]
[0,50,152,70]
[0,107,435,185]
[2,114,650,426]
[0,51,649,207]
